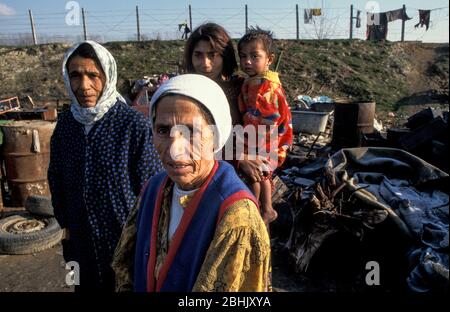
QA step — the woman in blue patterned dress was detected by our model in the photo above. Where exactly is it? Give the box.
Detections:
[48,41,163,291]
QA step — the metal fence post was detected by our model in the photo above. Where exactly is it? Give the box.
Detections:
[401,4,406,42]
[296,4,299,40]
[28,9,37,45]
[245,4,248,34]
[189,5,193,32]
[350,4,353,39]
[136,6,141,42]
[82,8,87,40]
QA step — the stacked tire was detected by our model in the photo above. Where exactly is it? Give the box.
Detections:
[0,195,63,255]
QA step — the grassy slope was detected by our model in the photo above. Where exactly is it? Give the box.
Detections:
[0,40,448,113]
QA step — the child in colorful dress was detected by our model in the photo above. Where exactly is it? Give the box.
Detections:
[237,27,293,224]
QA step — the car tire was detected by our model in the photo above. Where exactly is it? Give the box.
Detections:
[0,213,63,255]
[25,195,54,217]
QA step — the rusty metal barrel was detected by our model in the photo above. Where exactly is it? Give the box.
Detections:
[1,120,56,207]
[331,100,376,150]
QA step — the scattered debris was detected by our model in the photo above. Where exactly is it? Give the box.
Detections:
[293,177,316,187]
[399,117,447,150]
[373,118,383,132]
[295,95,334,110]
[382,107,449,172]
[0,97,21,115]
[273,104,448,292]
[405,107,443,130]
[130,73,177,117]
[273,147,448,291]
[26,96,36,109]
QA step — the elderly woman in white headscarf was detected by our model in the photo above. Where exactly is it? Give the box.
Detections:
[48,41,163,291]
[112,74,271,292]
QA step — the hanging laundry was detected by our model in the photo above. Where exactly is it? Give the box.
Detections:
[385,8,411,22]
[366,13,388,40]
[304,9,313,24]
[415,10,431,30]
[311,8,322,16]
[367,8,412,41]
[356,10,361,28]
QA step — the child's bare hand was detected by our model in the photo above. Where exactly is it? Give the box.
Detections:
[239,159,266,183]
[258,157,272,174]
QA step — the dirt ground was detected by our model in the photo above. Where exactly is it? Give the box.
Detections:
[0,243,73,292]
[0,240,337,292]
[0,208,360,293]
[0,241,299,292]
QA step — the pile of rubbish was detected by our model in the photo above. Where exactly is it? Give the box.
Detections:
[273,147,448,291]
[386,107,448,173]
[130,73,173,97]
[129,73,178,105]
[294,95,334,110]
[271,105,449,292]
[128,73,178,117]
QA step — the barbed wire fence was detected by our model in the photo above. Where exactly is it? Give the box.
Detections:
[0,4,448,46]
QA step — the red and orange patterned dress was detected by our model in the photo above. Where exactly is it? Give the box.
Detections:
[238,70,293,171]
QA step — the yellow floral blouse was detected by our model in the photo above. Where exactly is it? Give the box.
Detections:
[112,182,272,292]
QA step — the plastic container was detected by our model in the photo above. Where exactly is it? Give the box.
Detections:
[311,102,335,113]
[291,110,330,135]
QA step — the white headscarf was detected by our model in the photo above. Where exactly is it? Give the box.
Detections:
[62,40,126,125]
[149,74,232,152]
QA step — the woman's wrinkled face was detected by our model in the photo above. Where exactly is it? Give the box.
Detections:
[191,40,224,81]
[153,95,216,190]
[68,56,106,108]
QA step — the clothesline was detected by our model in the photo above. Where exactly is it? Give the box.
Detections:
[364,6,443,41]
[350,6,448,14]
[405,6,449,12]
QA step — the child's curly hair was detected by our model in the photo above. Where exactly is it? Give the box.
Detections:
[238,26,275,56]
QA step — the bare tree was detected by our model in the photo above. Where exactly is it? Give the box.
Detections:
[307,0,342,39]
